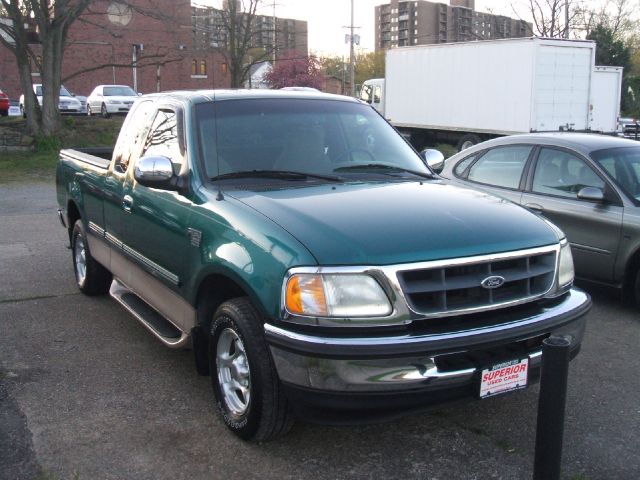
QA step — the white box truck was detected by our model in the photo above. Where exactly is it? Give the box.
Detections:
[360,37,622,151]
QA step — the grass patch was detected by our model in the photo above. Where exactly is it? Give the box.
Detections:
[0,151,58,183]
[0,116,124,184]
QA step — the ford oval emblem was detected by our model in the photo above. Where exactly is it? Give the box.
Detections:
[481,275,505,289]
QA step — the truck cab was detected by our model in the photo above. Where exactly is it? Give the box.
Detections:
[360,78,385,115]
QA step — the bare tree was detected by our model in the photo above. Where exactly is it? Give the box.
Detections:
[0,0,93,135]
[575,0,638,38]
[520,0,583,38]
[194,0,275,88]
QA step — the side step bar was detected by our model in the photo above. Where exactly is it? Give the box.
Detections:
[110,279,190,348]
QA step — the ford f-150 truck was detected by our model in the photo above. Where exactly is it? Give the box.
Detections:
[56,90,591,441]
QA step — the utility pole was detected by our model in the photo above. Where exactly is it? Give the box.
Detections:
[564,0,569,38]
[349,0,355,97]
[272,0,277,63]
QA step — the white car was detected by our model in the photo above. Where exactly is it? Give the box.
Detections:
[19,84,83,116]
[86,85,138,118]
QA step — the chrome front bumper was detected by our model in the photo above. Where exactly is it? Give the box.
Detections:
[266,288,589,394]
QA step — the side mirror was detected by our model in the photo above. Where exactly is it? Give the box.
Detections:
[421,149,445,174]
[577,186,604,202]
[134,155,175,188]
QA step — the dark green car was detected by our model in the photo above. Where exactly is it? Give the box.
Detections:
[57,90,590,441]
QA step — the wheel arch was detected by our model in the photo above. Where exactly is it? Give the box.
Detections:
[66,200,82,241]
[191,270,265,376]
[622,243,640,297]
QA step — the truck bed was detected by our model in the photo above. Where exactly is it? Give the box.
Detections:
[60,147,112,169]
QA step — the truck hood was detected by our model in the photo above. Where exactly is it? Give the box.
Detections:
[229,181,559,265]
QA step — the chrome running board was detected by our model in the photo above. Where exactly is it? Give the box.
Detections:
[109,279,190,348]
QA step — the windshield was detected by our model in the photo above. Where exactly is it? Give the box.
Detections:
[34,85,72,96]
[104,86,136,96]
[195,98,428,181]
[590,146,640,203]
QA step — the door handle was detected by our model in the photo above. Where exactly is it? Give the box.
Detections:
[524,203,544,213]
[122,195,133,213]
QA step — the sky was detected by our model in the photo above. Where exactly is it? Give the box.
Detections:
[199,1,612,57]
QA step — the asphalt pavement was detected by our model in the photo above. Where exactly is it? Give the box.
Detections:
[1,181,638,480]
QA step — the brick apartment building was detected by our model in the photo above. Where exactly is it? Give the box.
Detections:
[0,0,307,100]
[375,0,533,51]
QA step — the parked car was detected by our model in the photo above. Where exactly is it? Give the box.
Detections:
[86,84,138,118]
[618,117,639,138]
[0,88,9,116]
[8,100,21,116]
[69,92,87,114]
[19,84,83,116]
[438,133,640,303]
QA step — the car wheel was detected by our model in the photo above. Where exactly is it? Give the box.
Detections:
[456,134,481,152]
[209,297,292,441]
[20,105,26,119]
[632,268,640,307]
[101,103,110,119]
[87,104,92,116]
[0,110,7,117]
[71,220,112,295]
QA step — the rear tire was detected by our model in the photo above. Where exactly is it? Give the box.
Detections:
[209,297,292,441]
[456,133,481,152]
[71,220,112,295]
[632,268,640,307]
[87,104,92,116]
[101,103,110,119]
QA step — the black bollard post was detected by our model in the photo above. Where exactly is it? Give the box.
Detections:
[533,336,572,480]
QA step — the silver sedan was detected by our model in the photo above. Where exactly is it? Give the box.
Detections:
[437,133,640,304]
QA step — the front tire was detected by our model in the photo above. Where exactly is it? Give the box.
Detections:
[209,297,292,441]
[101,103,110,119]
[87,104,92,116]
[631,268,640,307]
[71,220,112,295]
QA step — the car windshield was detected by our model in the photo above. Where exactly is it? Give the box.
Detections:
[591,146,640,203]
[104,86,136,96]
[195,98,429,181]
[34,85,71,96]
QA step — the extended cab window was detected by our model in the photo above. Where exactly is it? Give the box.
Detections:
[467,145,532,189]
[141,109,183,174]
[532,148,604,199]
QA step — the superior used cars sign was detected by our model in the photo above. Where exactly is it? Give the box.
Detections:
[479,358,529,398]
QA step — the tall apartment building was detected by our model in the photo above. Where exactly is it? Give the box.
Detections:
[375,0,533,51]
[192,6,308,59]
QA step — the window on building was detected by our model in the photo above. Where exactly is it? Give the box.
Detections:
[191,60,197,76]
[199,60,207,76]
[221,63,228,74]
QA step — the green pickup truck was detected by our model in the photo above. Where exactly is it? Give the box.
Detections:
[56,90,591,441]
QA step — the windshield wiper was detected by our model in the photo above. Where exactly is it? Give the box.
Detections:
[333,164,436,179]
[212,170,343,182]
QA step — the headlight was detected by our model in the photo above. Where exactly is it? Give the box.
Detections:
[557,242,574,287]
[284,273,392,318]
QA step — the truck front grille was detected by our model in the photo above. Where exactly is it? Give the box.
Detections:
[397,248,556,317]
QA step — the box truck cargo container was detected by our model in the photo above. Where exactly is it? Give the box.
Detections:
[590,65,623,133]
[360,38,622,151]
